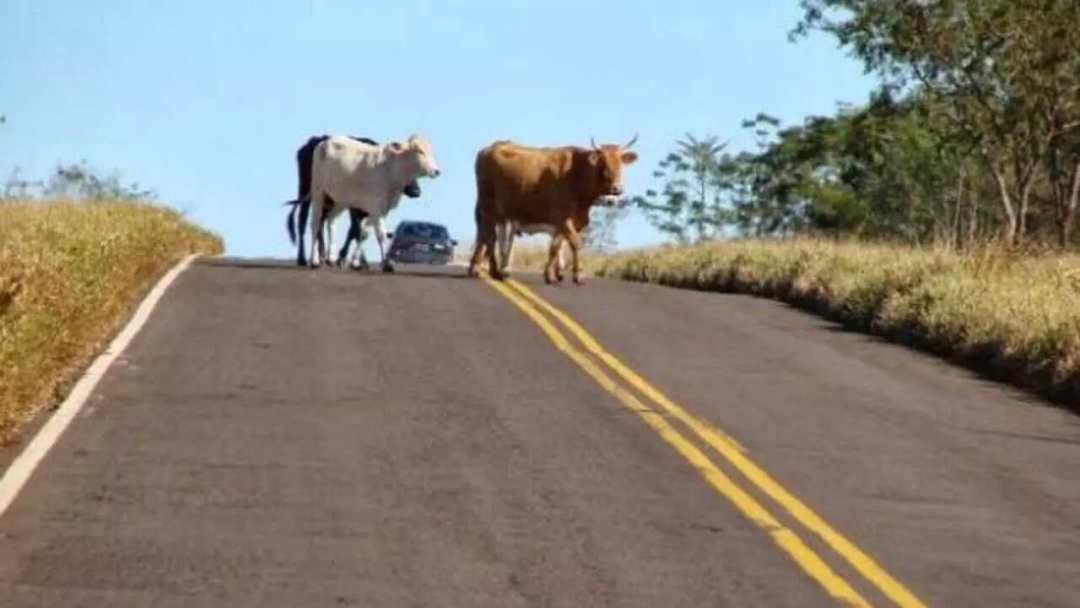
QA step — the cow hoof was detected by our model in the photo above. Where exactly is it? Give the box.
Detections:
[466,267,480,278]
[382,263,395,273]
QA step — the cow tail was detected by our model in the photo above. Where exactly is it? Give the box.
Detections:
[283,195,312,246]
[285,200,298,245]
[297,195,311,248]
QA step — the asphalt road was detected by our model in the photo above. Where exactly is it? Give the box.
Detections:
[1,257,1078,607]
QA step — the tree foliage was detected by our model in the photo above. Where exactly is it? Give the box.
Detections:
[2,161,156,202]
[631,0,1080,250]
[631,133,732,243]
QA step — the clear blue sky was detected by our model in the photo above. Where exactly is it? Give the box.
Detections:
[0,0,876,259]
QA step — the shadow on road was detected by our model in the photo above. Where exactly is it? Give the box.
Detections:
[199,257,474,280]
[819,312,1080,417]
[199,258,308,272]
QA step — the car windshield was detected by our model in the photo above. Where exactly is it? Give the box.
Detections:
[399,223,449,240]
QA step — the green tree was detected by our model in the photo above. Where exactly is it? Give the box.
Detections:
[791,0,1080,246]
[2,161,156,202]
[723,113,817,237]
[42,161,156,201]
[631,133,731,243]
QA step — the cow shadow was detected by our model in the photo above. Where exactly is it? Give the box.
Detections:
[377,267,473,280]
[198,257,310,272]
[203,257,478,280]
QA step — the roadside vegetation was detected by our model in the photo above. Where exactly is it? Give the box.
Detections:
[466,1,1080,406]
[0,163,223,445]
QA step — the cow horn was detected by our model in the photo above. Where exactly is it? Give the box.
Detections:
[622,132,639,150]
[589,136,599,150]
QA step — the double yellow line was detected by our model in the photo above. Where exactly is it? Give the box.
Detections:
[481,274,929,608]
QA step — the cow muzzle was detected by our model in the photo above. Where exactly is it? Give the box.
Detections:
[595,184,624,206]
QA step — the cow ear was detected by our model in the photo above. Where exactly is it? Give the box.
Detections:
[620,150,638,165]
[387,141,405,154]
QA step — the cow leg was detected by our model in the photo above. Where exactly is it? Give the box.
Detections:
[319,207,336,271]
[541,226,565,283]
[314,198,337,267]
[558,241,567,281]
[495,222,513,275]
[480,219,503,280]
[544,233,562,284]
[373,215,394,273]
[295,198,310,266]
[352,232,371,270]
[551,235,566,283]
[336,213,356,267]
[317,208,332,265]
[561,218,585,285]
[348,209,371,270]
[467,191,488,278]
[308,192,327,268]
[467,235,485,278]
[336,240,351,268]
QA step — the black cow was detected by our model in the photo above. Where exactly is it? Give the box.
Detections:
[285,134,422,267]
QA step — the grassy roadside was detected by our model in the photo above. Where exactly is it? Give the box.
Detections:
[0,198,224,446]
[589,238,1080,408]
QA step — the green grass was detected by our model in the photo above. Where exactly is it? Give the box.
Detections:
[0,198,223,445]
[590,237,1080,406]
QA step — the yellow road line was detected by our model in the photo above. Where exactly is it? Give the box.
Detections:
[480,275,873,608]
[503,277,928,608]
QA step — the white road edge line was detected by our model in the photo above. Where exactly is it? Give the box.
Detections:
[0,253,202,519]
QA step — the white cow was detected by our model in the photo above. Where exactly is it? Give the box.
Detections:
[305,134,441,271]
[495,221,566,275]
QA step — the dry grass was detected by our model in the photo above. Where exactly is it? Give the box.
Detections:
[0,198,223,445]
[592,237,1080,407]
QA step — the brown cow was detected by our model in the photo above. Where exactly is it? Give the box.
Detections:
[467,135,639,285]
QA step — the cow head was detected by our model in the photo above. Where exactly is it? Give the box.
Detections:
[580,133,639,207]
[386,134,441,181]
